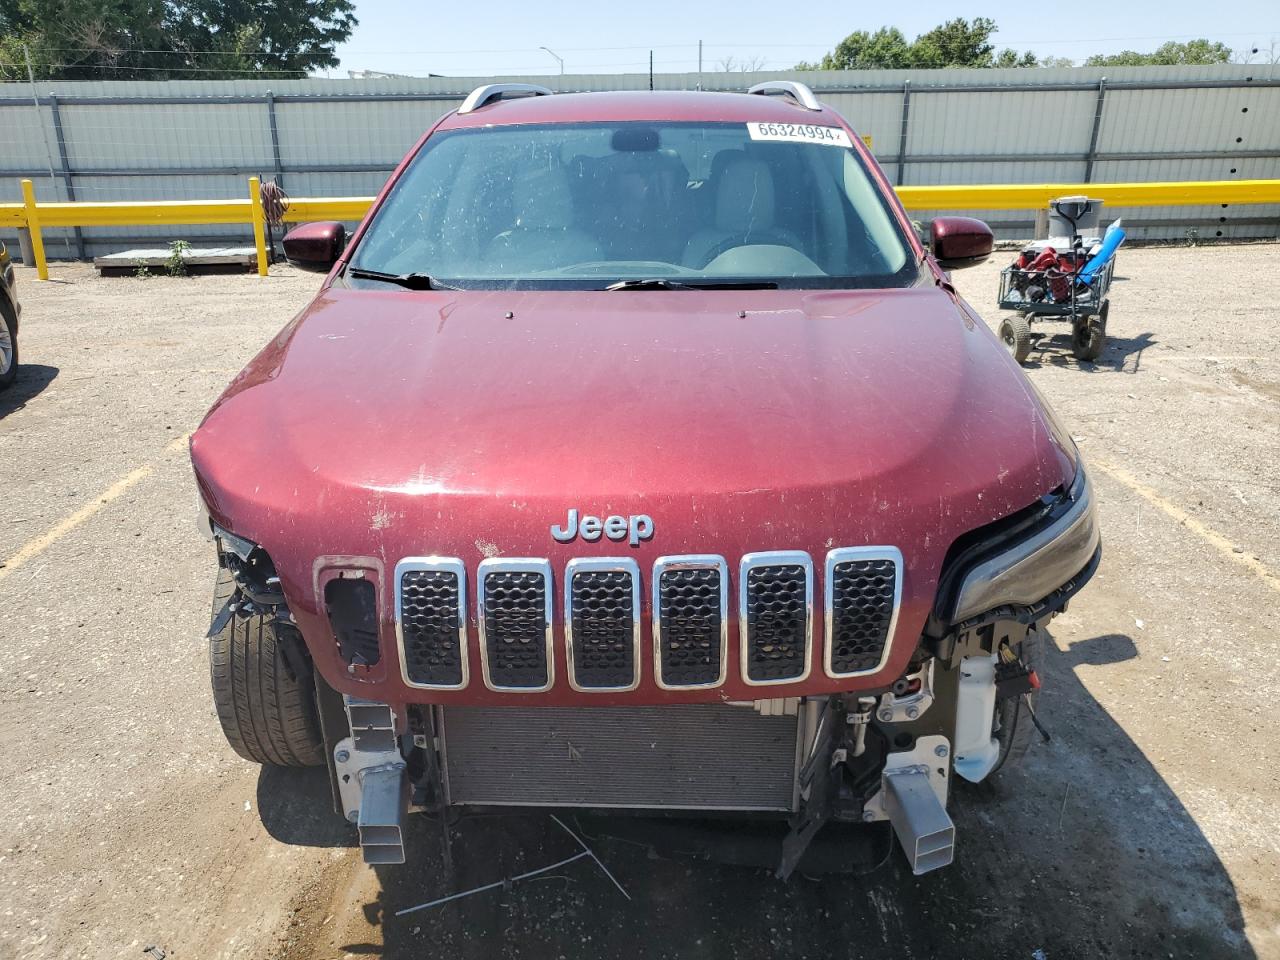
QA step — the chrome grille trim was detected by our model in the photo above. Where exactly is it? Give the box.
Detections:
[823,546,903,679]
[739,551,814,686]
[564,557,642,693]
[652,554,729,691]
[476,557,554,693]
[394,557,468,691]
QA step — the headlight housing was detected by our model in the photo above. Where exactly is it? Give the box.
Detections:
[945,467,1099,626]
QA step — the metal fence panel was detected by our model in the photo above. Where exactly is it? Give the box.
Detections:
[3,101,59,168]
[58,102,273,175]
[275,100,447,167]
[908,90,1096,159]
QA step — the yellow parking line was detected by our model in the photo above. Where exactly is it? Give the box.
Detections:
[0,434,190,583]
[1091,458,1280,595]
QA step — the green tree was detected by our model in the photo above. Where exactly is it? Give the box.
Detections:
[797,17,1038,70]
[0,0,356,81]
[994,48,1040,68]
[912,17,999,68]
[1084,39,1232,66]
[797,27,913,70]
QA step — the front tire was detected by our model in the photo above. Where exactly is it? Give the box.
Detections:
[209,570,325,767]
[0,306,17,391]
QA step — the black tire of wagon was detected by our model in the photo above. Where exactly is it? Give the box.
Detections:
[208,569,325,767]
[990,625,1043,776]
[999,314,1032,365]
[1071,305,1106,362]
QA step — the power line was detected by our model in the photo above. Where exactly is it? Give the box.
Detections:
[28,31,1277,60]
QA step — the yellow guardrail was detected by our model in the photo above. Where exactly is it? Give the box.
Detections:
[4,177,1279,280]
[895,179,1280,210]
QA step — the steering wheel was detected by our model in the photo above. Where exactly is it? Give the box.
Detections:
[694,232,798,269]
[555,260,682,277]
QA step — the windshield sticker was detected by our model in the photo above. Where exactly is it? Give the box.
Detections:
[747,122,854,148]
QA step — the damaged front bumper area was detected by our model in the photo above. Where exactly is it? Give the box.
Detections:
[326,685,961,877]
[204,468,1099,879]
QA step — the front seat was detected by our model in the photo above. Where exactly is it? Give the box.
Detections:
[485,166,601,273]
[683,158,801,268]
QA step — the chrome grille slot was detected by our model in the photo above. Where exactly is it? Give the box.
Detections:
[653,555,728,689]
[825,547,902,678]
[740,552,812,685]
[395,558,467,690]
[566,558,640,692]
[478,559,553,692]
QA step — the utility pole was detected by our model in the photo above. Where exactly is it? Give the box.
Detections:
[698,40,703,75]
[540,46,564,76]
[649,50,654,90]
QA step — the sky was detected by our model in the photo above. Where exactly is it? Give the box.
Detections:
[328,0,1280,77]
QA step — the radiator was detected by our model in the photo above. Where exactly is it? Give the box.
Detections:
[440,703,801,812]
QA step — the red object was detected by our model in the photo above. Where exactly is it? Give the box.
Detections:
[1048,269,1071,302]
[1029,670,1042,690]
[190,91,1077,709]
[1028,248,1059,272]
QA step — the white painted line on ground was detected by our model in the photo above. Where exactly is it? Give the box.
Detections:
[1092,457,1280,595]
[0,433,191,583]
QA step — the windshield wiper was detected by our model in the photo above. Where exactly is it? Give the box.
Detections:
[605,278,779,291]
[347,267,460,291]
[604,278,695,291]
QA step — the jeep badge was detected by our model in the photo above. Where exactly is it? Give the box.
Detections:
[551,509,654,547]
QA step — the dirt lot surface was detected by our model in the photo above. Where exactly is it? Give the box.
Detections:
[1,245,1278,960]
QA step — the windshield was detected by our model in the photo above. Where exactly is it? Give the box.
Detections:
[349,121,916,289]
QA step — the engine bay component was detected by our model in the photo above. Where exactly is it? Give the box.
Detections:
[953,655,1000,783]
[333,697,408,864]
[883,764,955,875]
[877,660,935,724]
[440,703,800,811]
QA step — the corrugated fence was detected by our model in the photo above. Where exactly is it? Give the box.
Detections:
[1,62,1277,257]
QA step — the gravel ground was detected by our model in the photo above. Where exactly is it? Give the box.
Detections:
[0,245,1277,960]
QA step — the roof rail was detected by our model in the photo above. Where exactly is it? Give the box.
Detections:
[746,80,822,112]
[458,82,555,114]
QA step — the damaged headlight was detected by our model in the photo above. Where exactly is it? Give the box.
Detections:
[947,467,1099,625]
[211,523,285,607]
[212,522,259,563]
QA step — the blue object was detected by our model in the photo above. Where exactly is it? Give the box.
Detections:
[1078,224,1125,285]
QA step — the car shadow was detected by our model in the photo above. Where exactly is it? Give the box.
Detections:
[0,363,58,418]
[1023,330,1156,373]
[257,627,1255,958]
[256,765,356,848]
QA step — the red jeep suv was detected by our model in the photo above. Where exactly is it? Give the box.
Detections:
[191,81,1098,876]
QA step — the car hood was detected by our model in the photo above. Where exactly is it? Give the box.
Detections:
[192,284,1075,692]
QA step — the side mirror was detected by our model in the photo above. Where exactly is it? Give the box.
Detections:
[282,221,346,271]
[931,217,993,271]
